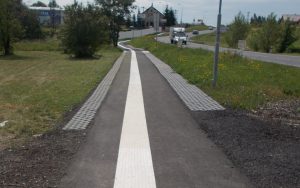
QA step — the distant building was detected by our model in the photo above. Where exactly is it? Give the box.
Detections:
[137,4,165,28]
[29,6,64,25]
[282,14,300,24]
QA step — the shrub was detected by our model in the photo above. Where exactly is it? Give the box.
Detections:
[258,13,280,52]
[246,31,260,51]
[275,20,297,53]
[61,2,108,58]
[225,12,250,48]
[246,13,297,53]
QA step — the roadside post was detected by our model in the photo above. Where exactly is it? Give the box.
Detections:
[154,13,159,47]
[130,26,134,39]
[212,0,223,87]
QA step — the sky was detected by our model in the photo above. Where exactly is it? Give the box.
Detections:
[24,0,300,26]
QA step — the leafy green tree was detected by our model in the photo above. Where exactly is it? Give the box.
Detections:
[132,14,137,27]
[19,7,44,39]
[61,2,108,58]
[0,0,22,55]
[257,13,280,52]
[31,1,47,7]
[275,20,297,52]
[225,12,250,48]
[95,0,135,46]
[48,0,59,8]
[250,14,266,26]
[164,7,176,26]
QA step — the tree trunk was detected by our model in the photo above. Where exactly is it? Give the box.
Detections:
[4,36,11,56]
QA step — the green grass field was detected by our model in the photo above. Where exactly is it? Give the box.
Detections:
[130,35,300,109]
[0,41,121,143]
[191,32,228,48]
[14,38,61,51]
[186,25,209,32]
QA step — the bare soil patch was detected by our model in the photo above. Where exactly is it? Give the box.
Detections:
[192,106,300,188]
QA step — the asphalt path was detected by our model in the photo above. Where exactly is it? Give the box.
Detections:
[158,31,300,68]
[60,47,253,188]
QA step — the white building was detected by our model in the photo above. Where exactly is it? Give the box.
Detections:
[282,14,300,24]
[29,6,64,25]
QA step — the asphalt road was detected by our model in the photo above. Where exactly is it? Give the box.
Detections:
[158,31,300,68]
[119,28,162,40]
[59,48,253,188]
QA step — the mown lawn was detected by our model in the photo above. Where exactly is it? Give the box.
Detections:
[186,25,209,32]
[0,41,121,142]
[191,32,228,48]
[130,36,300,109]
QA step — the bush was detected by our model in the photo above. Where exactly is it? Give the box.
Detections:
[225,12,250,48]
[246,31,260,51]
[275,20,297,53]
[61,3,108,58]
[258,13,280,52]
[246,13,297,53]
[19,8,44,39]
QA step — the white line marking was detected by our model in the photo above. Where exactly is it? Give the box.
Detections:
[113,50,157,188]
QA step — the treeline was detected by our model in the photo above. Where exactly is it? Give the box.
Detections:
[225,12,299,53]
[0,0,44,55]
[1,0,134,57]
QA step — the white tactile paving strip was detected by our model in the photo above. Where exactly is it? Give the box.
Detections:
[63,52,127,130]
[113,49,157,188]
[143,51,225,111]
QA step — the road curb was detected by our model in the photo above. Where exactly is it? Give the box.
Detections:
[143,51,225,111]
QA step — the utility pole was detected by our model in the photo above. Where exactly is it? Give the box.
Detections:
[180,7,183,25]
[50,0,56,37]
[247,11,250,23]
[212,0,222,87]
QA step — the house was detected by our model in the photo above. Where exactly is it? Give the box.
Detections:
[282,14,300,24]
[137,4,166,28]
[29,6,64,25]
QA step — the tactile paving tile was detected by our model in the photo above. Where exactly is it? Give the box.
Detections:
[63,52,127,130]
[143,51,225,111]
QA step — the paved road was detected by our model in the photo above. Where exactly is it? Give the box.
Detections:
[159,31,300,68]
[60,45,253,188]
[119,28,162,40]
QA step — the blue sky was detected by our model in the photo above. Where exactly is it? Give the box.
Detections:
[25,0,300,26]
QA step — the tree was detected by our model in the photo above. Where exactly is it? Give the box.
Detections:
[48,0,59,8]
[258,13,280,52]
[137,9,143,28]
[19,7,44,39]
[132,14,137,27]
[95,0,135,46]
[61,2,108,58]
[0,0,22,55]
[31,1,47,7]
[275,20,297,53]
[164,7,176,26]
[225,12,250,48]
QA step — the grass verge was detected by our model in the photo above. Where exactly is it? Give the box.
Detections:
[186,25,209,32]
[130,35,300,109]
[14,38,61,51]
[191,32,228,48]
[0,46,121,143]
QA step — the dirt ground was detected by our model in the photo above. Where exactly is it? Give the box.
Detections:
[0,129,88,187]
[192,107,300,188]
[0,100,299,187]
